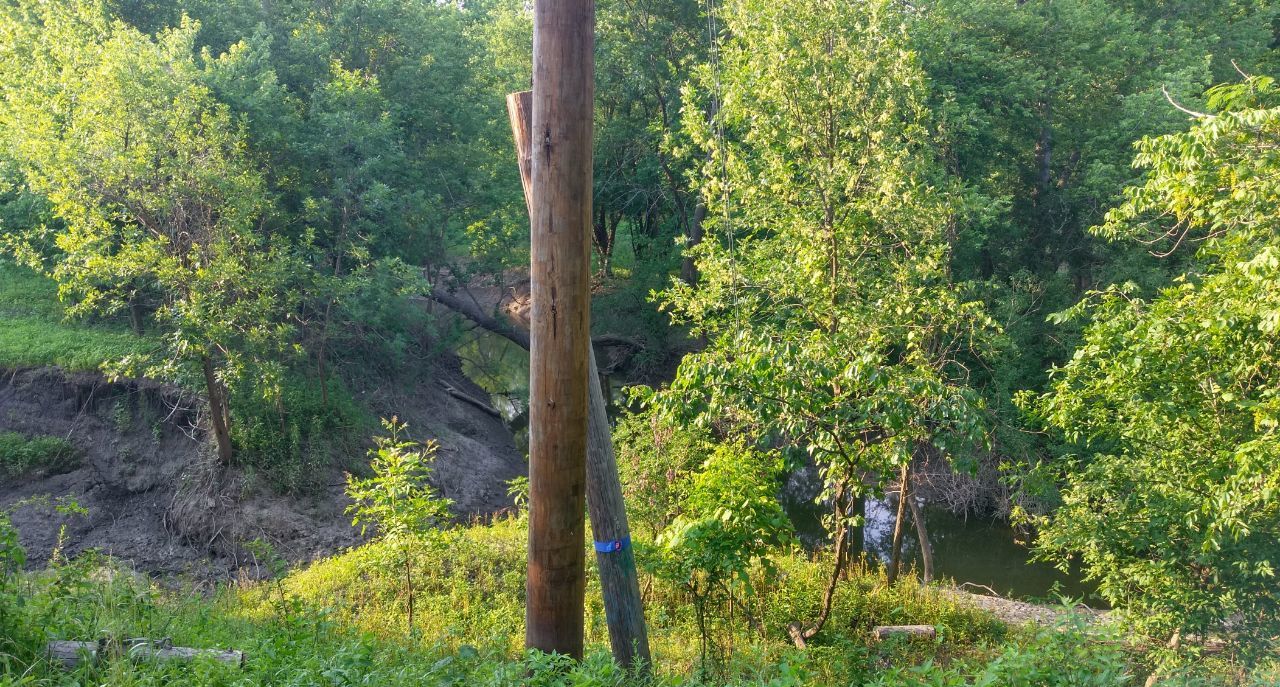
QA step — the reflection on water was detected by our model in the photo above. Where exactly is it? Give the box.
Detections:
[456,331,530,454]
[786,494,1102,604]
[455,329,628,456]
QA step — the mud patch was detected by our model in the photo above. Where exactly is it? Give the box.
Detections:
[0,362,523,577]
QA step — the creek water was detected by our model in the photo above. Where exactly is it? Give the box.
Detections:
[455,328,1100,605]
[785,495,1101,604]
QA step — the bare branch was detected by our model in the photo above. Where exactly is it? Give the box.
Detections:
[1163,85,1209,119]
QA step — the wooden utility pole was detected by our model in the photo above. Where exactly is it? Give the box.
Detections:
[509,89,652,672]
[583,358,651,671]
[525,0,595,660]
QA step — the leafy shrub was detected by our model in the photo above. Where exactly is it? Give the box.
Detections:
[344,417,453,636]
[345,417,452,543]
[1025,79,1280,651]
[0,512,26,657]
[868,615,1129,687]
[654,441,793,674]
[231,375,365,494]
[0,431,79,478]
[613,406,712,538]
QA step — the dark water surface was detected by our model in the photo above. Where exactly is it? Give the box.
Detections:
[787,495,1102,604]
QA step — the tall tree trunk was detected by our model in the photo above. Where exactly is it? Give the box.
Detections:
[788,478,851,647]
[508,88,651,672]
[886,463,911,585]
[907,492,933,584]
[680,201,707,285]
[128,294,145,335]
[201,355,233,464]
[851,492,864,558]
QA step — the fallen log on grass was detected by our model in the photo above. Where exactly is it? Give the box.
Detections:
[47,639,244,669]
[872,625,937,641]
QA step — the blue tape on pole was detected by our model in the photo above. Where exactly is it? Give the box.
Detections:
[593,536,630,553]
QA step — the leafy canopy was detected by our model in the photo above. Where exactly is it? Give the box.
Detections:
[1027,76,1280,648]
[654,0,995,514]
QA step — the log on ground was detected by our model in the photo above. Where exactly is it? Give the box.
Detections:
[47,640,245,669]
[872,625,937,641]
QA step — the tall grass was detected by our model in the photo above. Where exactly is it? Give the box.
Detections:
[1,517,1277,686]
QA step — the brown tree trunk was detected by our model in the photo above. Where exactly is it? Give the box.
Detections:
[128,295,145,335]
[886,463,911,585]
[788,479,851,647]
[201,355,233,464]
[405,552,415,636]
[907,492,933,584]
[592,207,621,278]
[680,201,707,285]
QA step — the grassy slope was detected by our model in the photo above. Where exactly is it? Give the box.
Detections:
[4,516,1274,686]
[0,261,150,372]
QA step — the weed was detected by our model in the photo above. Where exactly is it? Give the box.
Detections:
[0,431,79,478]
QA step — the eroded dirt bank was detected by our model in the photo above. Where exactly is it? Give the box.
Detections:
[0,360,523,578]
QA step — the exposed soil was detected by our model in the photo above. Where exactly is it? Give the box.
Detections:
[0,358,523,578]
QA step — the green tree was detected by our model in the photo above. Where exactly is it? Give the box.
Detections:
[655,0,995,641]
[1026,77,1280,651]
[0,0,297,464]
[914,0,1279,517]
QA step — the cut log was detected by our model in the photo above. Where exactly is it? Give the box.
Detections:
[131,644,245,666]
[872,625,937,641]
[47,640,244,669]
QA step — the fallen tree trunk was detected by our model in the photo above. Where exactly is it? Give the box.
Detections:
[872,625,937,641]
[421,288,644,362]
[440,383,503,419]
[47,639,245,669]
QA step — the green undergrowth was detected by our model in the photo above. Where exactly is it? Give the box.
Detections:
[3,516,1275,686]
[0,431,79,478]
[0,261,151,372]
[267,516,1007,675]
